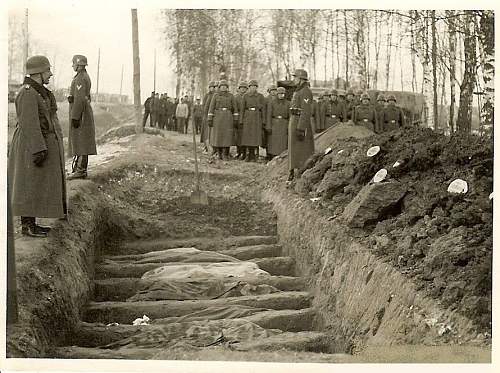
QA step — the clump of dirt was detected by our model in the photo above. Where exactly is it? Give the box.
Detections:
[282,126,493,332]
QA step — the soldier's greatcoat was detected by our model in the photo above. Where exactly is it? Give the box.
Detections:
[383,105,406,131]
[240,91,266,147]
[208,92,239,147]
[320,99,347,130]
[288,81,314,170]
[201,91,214,143]
[353,103,378,132]
[68,69,97,156]
[374,103,386,133]
[234,92,245,146]
[8,77,67,218]
[266,97,290,156]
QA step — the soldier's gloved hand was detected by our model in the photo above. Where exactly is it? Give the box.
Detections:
[296,129,305,141]
[67,95,74,104]
[72,119,81,128]
[33,150,48,167]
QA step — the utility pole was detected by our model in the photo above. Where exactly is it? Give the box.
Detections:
[154,48,157,92]
[95,47,101,103]
[23,8,29,76]
[119,64,124,102]
[131,9,142,133]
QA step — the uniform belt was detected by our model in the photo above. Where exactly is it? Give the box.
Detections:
[326,114,337,118]
[390,120,396,123]
[217,108,229,111]
[247,107,256,111]
[273,115,287,119]
[363,119,369,122]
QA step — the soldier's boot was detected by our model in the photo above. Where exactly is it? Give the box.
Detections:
[217,148,223,160]
[21,216,48,238]
[223,147,230,160]
[67,155,88,180]
[244,147,252,162]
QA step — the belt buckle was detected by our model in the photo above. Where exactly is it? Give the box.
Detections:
[221,108,227,111]
[332,115,336,118]
[277,115,282,119]
[249,108,256,111]
[391,120,396,123]
[363,119,368,122]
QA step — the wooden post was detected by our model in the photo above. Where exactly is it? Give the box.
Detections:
[131,9,142,133]
[95,48,101,103]
[119,64,124,101]
[7,187,18,324]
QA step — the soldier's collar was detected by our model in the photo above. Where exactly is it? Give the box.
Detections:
[23,76,49,100]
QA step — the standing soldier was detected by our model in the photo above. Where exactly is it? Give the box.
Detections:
[234,81,248,159]
[150,93,160,127]
[166,97,176,131]
[175,97,189,134]
[383,94,406,131]
[314,92,326,133]
[345,89,357,122]
[263,85,277,158]
[320,89,347,130]
[158,93,167,130]
[287,69,314,183]
[207,80,239,160]
[266,86,290,160]
[374,93,386,133]
[8,55,67,237]
[338,90,347,108]
[142,91,154,128]
[192,97,203,135]
[353,92,378,132]
[201,81,216,152]
[67,54,97,180]
[240,80,266,162]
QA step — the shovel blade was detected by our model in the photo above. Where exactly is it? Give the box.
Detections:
[190,190,209,205]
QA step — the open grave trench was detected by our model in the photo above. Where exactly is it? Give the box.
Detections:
[49,163,348,361]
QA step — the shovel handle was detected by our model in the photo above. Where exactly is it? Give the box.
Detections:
[191,119,201,193]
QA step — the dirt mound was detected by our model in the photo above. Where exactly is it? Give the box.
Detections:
[314,123,374,152]
[271,126,493,332]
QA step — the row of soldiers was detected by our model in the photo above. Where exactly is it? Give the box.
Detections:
[199,77,407,163]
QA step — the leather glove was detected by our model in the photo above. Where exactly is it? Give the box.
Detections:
[72,119,81,128]
[33,150,48,167]
[296,129,305,141]
[67,95,74,104]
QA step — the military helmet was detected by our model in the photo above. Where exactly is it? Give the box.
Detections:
[338,90,346,97]
[361,93,371,100]
[208,81,216,88]
[238,81,248,88]
[72,54,88,66]
[356,89,364,96]
[377,93,386,102]
[268,85,277,92]
[330,89,338,96]
[387,94,397,102]
[218,80,229,88]
[346,89,355,96]
[277,86,286,94]
[291,69,308,81]
[26,55,51,75]
[248,79,258,87]
[323,90,330,97]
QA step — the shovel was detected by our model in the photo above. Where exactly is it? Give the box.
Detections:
[190,119,209,205]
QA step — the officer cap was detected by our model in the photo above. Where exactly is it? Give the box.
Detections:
[387,94,397,102]
[248,79,258,87]
[292,69,308,81]
[330,89,338,96]
[238,81,248,88]
[218,80,229,88]
[377,93,386,102]
[268,85,277,92]
[277,87,286,94]
[346,89,355,96]
[361,93,371,100]
[208,81,216,88]
[26,55,51,75]
[72,55,88,66]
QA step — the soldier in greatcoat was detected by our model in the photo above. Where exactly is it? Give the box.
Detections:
[345,89,357,122]
[263,85,277,158]
[240,79,266,162]
[67,55,97,180]
[266,86,290,160]
[200,81,216,152]
[374,93,387,133]
[8,55,67,237]
[207,80,239,160]
[319,89,347,131]
[142,91,154,128]
[383,94,406,131]
[353,93,378,132]
[287,69,314,182]
[314,92,326,133]
[234,81,248,159]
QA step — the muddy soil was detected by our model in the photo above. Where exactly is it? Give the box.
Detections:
[264,124,493,335]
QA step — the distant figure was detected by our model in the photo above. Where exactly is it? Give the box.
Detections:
[8,55,67,237]
[383,94,406,131]
[201,81,217,152]
[67,54,97,180]
[345,89,356,122]
[150,93,160,127]
[320,89,346,131]
[374,93,387,133]
[353,93,378,132]
[240,79,266,162]
[142,91,154,128]
[234,81,248,159]
[176,97,189,134]
[192,97,203,135]
[266,86,290,160]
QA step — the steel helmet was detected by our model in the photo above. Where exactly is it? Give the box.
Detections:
[291,69,308,81]
[387,94,397,102]
[338,90,346,97]
[268,85,277,92]
[72,54,88,66]
[323,90,330,97]
[218,80,229,88]
[26,55,51,75]
[330,89,338,96]
[377,93,386,102]
[248,79,258,87]
[361,93,371,100]
[277,86,286,94]
[346,89,355,96]
[238,81,248,88]
[208,81,216,88]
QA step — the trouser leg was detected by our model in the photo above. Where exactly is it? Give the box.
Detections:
[142,111,150,127]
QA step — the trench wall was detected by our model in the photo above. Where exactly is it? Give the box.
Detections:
[264,189,481,352]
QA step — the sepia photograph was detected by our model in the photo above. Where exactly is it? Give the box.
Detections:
[1,1,496,371]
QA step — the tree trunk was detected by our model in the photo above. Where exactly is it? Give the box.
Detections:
[343,10,349,86]
[457,11,477,134]
[477,10,494,129]
[431,10,439,130]
[447,10,457,133]
[410,11,418,93]
[335,10,340,87]
[385,13,394,91]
